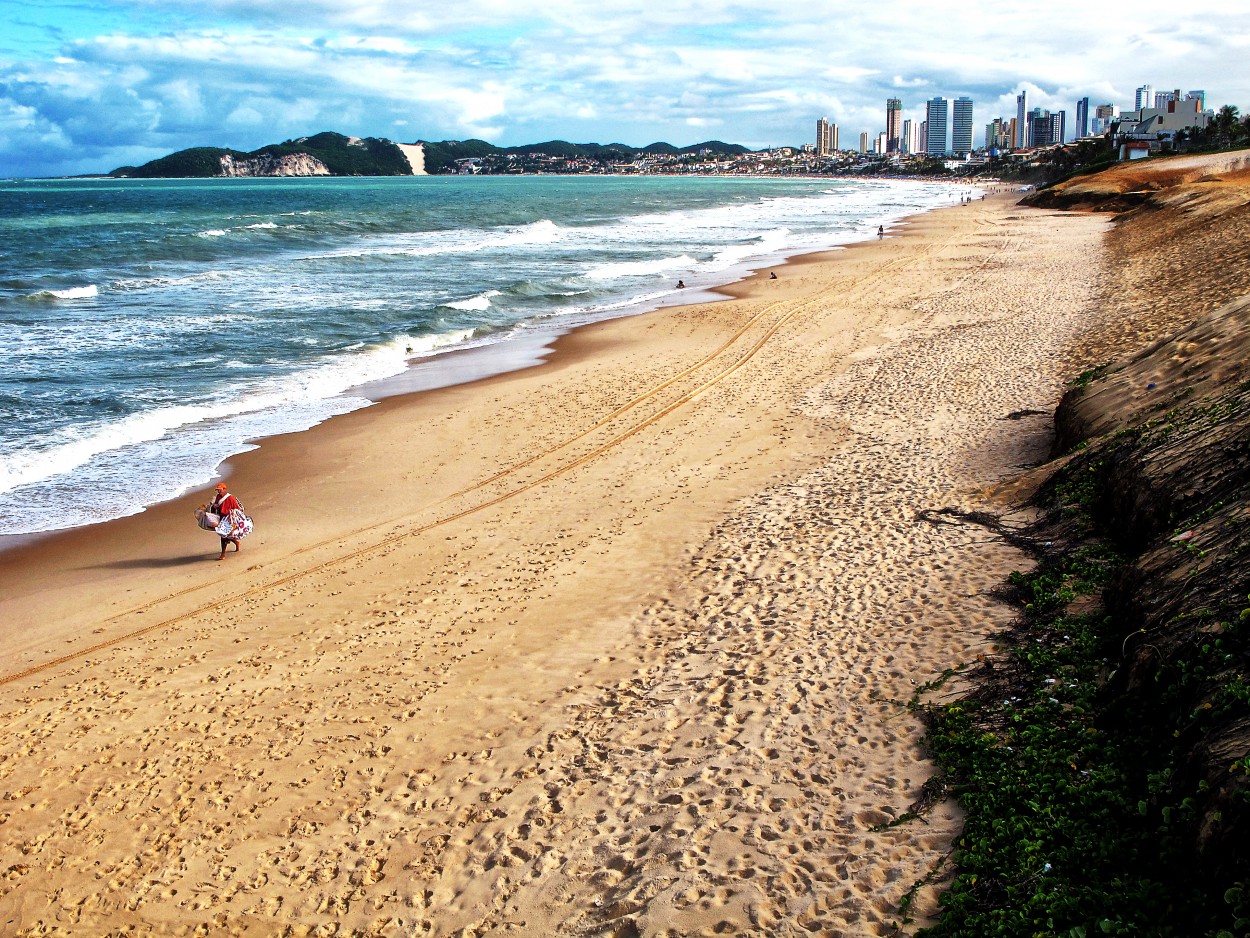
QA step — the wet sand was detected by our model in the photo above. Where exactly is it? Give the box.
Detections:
[0,194,1109,936]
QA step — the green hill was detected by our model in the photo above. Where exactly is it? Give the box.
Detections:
[112,132,412,178]
[111,133,758,178]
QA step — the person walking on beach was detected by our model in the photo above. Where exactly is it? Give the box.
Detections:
[877,225,884,238]
[207,482,251,560]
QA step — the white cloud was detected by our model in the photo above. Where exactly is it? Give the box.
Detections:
[2,0,1249,175]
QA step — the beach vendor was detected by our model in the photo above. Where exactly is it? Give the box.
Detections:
[198,482,254,560]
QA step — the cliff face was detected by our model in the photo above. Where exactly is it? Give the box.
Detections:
[1022,148,1250,212]
[218,152,331,177]
[1043,165,1250,918]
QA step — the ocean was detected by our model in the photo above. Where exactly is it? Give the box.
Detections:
[0,174,966,538]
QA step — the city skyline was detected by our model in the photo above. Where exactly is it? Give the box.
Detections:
[1,0,1247,177]
[832,77,1215,156]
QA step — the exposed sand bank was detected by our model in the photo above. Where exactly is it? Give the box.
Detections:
[398,143,427,176]
[0,194,1110,936]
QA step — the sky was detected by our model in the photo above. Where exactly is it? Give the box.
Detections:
[1,0,1248,177]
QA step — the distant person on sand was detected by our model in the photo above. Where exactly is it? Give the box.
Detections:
[877,225,884,238]
[770,271,777,279]
[200,482,253,560]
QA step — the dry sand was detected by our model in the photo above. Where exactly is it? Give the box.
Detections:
[0,194,1110,936]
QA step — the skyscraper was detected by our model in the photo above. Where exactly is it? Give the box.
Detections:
[1052,110,1067,145]
[925,97,949,155]
[859,131,870,153]
[1135,84,1153,111]
[816,117,835,155]
[1186,90,1207,110]
[901,118,919,155]
[952,97,973,154]
[1076,97,1090,138]
[886,98,903,153]
[1015,90,1029,148]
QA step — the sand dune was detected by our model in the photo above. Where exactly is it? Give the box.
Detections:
[0,194,1109,936]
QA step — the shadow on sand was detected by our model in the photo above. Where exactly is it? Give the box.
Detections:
[87,554,211,570]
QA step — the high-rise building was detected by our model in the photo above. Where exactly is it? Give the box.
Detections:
[1135,84,1153,111]
[925,97,949,155]
[951,96,974,154]
[1076,97,1090,138]
[876,131,888,155]
[1028,109,1067,147]
[985,117,1012,151]
[886,98,903,153]
[816,117,836,155]
[1185,89,1207,110]
[1154,90,1178,109]
[1092,103,1117,135]
[901,118,920,155]
[859,131,870,153]
[1015,89,1029,148]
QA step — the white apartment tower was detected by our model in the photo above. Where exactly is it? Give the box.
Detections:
[901,118,918,154]
[1015,89,1029,148]
[1135,84,1153,111]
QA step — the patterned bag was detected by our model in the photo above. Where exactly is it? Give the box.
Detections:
[214,507,254,539]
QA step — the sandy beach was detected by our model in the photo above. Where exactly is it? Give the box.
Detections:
[0,193,1110,936]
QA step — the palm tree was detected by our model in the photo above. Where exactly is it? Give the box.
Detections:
[1215,104,1240,148]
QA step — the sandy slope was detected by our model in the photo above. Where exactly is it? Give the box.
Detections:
[397,144,427,176]
[0,195,1108,936]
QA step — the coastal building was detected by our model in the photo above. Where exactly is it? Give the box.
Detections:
[925,97,949,155]
[876,132,888,155]
[985,117,1013,152]
[1029,109,1066,147]
[1135,84,1154,111]
[919,120,928,152]
[1114,95,1213,157]
[952,97,974,154]
[816,117,837,155]
[1076,97,1090,138]
[1186,90,1206,110]
[859,131,870,153]
[886,98,903,153]
[1053,110,1067,144]
[1154,89,1179,109]
[1093,103,1118,135]
[1015,90,1029,148]
[901,119,920,155]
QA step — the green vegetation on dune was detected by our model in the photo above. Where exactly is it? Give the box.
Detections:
[111,146,249,178]
[259,132,411,176]
[112,133,756,178]
[112,132,411,177]
[909,367,1250,938]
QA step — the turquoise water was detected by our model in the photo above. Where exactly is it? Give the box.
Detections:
[0,174,962,536]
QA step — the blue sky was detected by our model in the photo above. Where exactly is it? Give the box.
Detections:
[1,0,1247,177]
